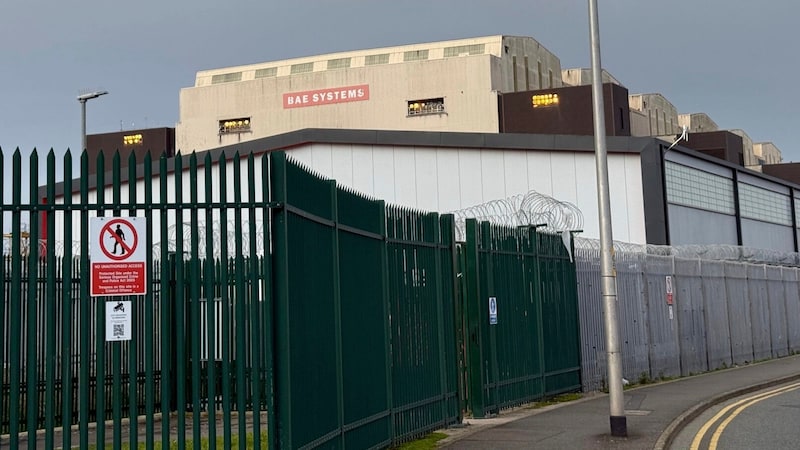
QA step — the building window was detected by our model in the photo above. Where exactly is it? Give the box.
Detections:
[255,67,277,78]
[327,57,351,70]
[549,70,554,88]
[739,182,792,226]
[123,134,143,146]
[365,53,390,65]
[665,162,735,214]
[219,118,251,134]
[531,93,559,108]
[403,50,429,62]
[211,72,242,84]
[407,98,445,116]
[443,44,485,57]
[290,62,314,74]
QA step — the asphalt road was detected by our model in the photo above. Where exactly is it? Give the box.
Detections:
[670,381,800,450]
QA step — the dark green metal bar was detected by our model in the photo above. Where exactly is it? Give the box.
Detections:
[218,153,232,450]
[463,219,484,417]
[232,153,247,449]
[127,151,139,450]
[247,153,263,449]
[378,200,395,444]
[159,153,172,450]
[262,153,277,450]
[270,151,292,449]
[330,179,345,448]
[432,213,449,425]
[483,221,499,415]
[44,150,57,450]
[96,151,107,449]
[143,152,155,450]
[60,150,74,450]
[79,151,91,449]
[112,150,123,450]
[532,227,546,399]
[26,150,40,450]
[8,150,22,448]
[203,152,218,450]
[189,153,202,448]
[173,153,187,450]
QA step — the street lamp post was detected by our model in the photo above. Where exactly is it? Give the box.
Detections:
[78,90,108,151]
[587,0,627,437]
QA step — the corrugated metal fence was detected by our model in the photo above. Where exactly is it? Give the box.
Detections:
[577,240,800,392]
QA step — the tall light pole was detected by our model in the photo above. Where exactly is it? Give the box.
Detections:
[78,90,108,151]
[587,0,627,437]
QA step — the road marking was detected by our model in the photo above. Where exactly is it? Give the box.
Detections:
[690,381,800,450]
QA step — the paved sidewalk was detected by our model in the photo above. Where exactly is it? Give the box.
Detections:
[439,354,800,450]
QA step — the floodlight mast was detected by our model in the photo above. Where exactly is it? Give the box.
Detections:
[78,90,109,151]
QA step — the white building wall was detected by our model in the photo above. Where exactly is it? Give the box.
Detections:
[288,143,647,243]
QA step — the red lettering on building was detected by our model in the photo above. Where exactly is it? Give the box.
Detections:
[283,84,370,108]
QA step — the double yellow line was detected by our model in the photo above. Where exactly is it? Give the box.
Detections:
[690,381,800,449]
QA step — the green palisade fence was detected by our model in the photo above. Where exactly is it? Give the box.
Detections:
[1,148,581,449]
[462,219,581,418]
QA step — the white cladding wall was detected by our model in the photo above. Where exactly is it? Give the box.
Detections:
[286,143,647,243]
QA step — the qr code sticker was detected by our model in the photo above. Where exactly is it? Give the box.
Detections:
[113,324,125,337]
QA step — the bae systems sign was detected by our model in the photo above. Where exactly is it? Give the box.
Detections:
[283,84,370,109]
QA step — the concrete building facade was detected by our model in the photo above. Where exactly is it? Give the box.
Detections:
[628,93,680,137]
[177,36,563,154]
[678,113,719,133]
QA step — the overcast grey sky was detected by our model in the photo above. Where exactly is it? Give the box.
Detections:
[1,0,798,163]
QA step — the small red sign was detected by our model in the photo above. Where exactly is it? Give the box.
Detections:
[283,84,369,109]
[91,262,146,296]
[90,217,147,297]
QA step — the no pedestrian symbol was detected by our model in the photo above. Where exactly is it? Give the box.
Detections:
[100,219,138,260]
[90,217,147,297]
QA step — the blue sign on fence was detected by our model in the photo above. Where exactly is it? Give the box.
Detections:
[489,297,498,325]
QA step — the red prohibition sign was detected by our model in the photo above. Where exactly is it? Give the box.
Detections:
[99,219,139,261]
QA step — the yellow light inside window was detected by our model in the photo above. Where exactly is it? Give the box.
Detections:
[532,93,559,108]
[123,134,143,145]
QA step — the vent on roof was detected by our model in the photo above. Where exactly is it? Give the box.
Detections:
[290,62,314,74]
[211,72,242,84]
[365,53,390,65]
[404,50,429,62]
[255,67,277,78]
[327,57,351,70]
[443,44,485,57]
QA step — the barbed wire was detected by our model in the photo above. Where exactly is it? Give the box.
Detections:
[4,220,267,259]
[449,190,584,241]
[574,238,800,266]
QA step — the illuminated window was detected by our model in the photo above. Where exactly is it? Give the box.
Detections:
[407,98,445,116]
[531,93,559,108]
[219,118,251,134]
[123,134,143,146]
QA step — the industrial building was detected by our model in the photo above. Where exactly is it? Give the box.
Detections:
[176,35,563,153]
[48,128,800,254]
[86,127,175,175]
